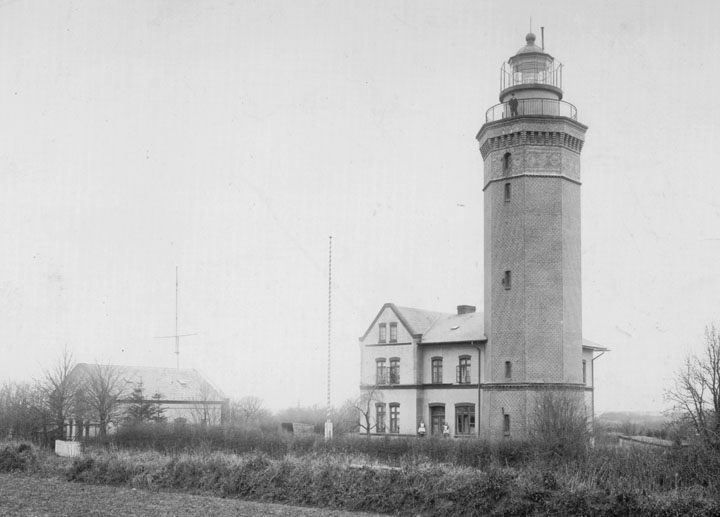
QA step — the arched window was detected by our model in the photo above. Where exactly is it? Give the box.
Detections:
[503,152,512,172]
[457,355,471,384]
[375,403,386,433]
[375,358,387,384]
[389,357,400,384]
[431,357,443,384]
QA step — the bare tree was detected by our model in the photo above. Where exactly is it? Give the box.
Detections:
[333,398,361,435]
[355,385,384,436]
[666,325,720,449]
[37,348,79,439]
[231,396,266,428]
[191,381,222,426]
[530,390,589,458]
[76,363,128,436]
[0,381,45,439]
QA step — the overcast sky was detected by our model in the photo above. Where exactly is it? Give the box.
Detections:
[1,0,719,414]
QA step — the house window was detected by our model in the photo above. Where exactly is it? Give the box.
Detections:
[378,323,387,343]
[503,152,512,172]
[376,358,387,384]
[376,403,386,433]
[505,361,512,379]
[389,358,400,384]
[389,403,400,433]
[456,404,475,435]
[504,182,511,202]
[431,357,443,384]
[503,414,511,436]
[503,270,511,289]
[389,322,397,343]
[582,360,587,385]
[456,356,471,384]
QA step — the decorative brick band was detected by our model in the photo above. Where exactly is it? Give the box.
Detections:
[483,173,581,191]
[479,130,584,159]
[360,383,479,390]
[480,382,588,392]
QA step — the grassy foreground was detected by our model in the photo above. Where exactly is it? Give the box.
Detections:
[0,473,377,517]
[3,435,720,516]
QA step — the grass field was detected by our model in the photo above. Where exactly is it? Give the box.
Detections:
[0,473,379,517]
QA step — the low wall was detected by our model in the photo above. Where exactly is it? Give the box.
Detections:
[55,440,82,457]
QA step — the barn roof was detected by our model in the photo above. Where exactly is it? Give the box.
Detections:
[71,363,226,402]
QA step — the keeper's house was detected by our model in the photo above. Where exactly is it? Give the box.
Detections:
[359,303,605,438]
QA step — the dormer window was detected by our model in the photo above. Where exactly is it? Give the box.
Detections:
[379,323,387,343]
[389,322,397,343]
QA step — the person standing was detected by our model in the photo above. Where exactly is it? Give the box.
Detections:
[417,421,426,437]
[509,93,519,117]
[442,421,450,438]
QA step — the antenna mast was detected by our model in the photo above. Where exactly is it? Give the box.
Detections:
[155,266,197,369]
[324,236,334,440]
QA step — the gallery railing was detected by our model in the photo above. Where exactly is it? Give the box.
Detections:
[485,98,577,123]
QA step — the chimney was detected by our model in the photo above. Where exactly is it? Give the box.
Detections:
[456,305,476,315]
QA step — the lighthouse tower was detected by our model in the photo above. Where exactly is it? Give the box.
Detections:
[476,33,588,438]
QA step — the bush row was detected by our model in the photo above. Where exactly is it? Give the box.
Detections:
[87,423,568,466]
[65,447,720,516]
[0,441,39,472]
[87,423,720,490]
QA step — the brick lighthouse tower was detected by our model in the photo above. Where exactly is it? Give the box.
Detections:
[476,32,588,438]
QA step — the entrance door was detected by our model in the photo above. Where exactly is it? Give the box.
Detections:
[430,406,445,436]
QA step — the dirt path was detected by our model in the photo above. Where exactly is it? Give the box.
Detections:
[0,474,382,517]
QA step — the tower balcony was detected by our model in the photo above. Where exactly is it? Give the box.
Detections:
[485,98,577,123]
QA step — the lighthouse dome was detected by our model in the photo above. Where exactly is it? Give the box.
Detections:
[515,32,544,55]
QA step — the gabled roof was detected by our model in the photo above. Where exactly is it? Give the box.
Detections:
[360,303,486,343]
[421,310,486,344]
[394,305,448,336]
[72,363,226,402]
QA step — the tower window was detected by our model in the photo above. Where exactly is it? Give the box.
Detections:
[503,152,512,172]
[503,414,511,436]
[503,270,511,289]
[505,361,512,379]
[504,182,511,202]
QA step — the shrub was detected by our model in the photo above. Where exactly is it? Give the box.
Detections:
[0,441,39,472]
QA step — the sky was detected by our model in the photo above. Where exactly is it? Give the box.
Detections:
[1,0,719,414]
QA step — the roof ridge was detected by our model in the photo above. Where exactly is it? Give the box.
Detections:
[76,362,199,373]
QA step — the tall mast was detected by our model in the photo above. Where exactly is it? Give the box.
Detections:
[155,266,197,370]
[325,236,334,440]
